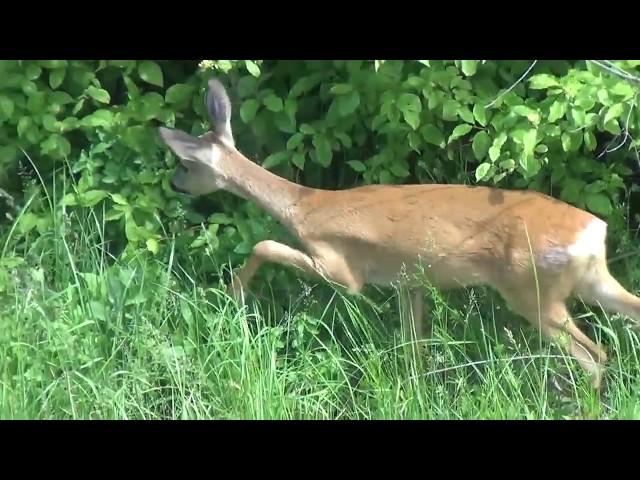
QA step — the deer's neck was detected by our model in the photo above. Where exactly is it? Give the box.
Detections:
[221,150,311,229]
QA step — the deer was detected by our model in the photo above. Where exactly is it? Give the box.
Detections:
[158,77,640,391]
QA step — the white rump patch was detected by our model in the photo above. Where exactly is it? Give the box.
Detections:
[567,219,607,259]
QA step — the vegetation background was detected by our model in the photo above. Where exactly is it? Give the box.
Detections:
[1,59,640,419]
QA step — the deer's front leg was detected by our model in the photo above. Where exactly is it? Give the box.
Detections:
[228,240,317,302]
[227,240,363,303]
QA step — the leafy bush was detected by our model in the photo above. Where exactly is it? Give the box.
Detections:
[2,59,640,287]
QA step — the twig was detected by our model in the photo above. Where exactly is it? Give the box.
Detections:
[588,60,640,83]
[597,92,638,159]
[485,60,538,109]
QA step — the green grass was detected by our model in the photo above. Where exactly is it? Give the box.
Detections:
[2,191,640,419]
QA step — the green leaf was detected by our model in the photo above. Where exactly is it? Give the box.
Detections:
[570,108,586,127]
[475,162,491,181]
[335,132,352,148]
[86,86,110,104]
[561,180,583,203]
[50,91,73,105]
[209,213,233,224]
[585,113,599,127]
[403,110,420,130]
[21,80,37,96]
[548,100,566,122]
[104,209,125,222]
[27,93,46,115]
[448,124,472,143]
[111,193,128,205]
[60,117,78,132]
[287,132,304,150]
[338,91,360,116]
[585,193,612,216]
[0,96,14,119]
[575,95,596,111]
[109,60,136,70]
[290,74,323,97]
[584,130,597,151]
[138,61,163,87]
[421,124,445,147]
[125,218,142,242]
[406,76,424,89]
[585,180,608,194]
[17,117,33,138]
[457,106,474,124]
[561,132,572,152]
[603,119,621,135]
[442,99,459,121]
[398,93,422,114]
[0,145,18,163]
[472,131,491,160]
[513,105,540,124]
[237,75,258,98]
[165,83,193,105]
[347,160,366,173]
[81,110,114,128]
[26,64,42,80]
[489,146,501,162]
[262,151,289,170]
[379,170,394,184]
[49,68,66,89]
[535,144,548,154]
[461,60,478,77]
[313,135,333,167]
[263,94,283,112]
[610,82,634,99]
[80,190,109,207]
[292,152,305,170]
[42,114,58,132]
[245,60,261,77]
[41,134,68,156]
[529,74,559,89]
[473,103,487,126]
[39,60,67,69]
[604,104,624,125]
[522,129,538,155]
[331,83,353,95]
[520,153,541,177]
[240,99,259,123]
[389,160,410,178]
[597,88,611,106]
[499,159,516,169]
[284,98,297,124]
[408,131,422,152]
[140,92,165,121]
[300,123,315,135]
[146,238,159,255]
[489,132,507,162]
[61,193,77,206]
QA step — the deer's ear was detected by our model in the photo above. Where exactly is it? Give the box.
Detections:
[158,127,208,162]
[205,78,235,146]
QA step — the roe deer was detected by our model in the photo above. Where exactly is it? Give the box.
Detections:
[158,77,640,390]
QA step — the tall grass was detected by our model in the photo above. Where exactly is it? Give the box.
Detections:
[2,183,640,419]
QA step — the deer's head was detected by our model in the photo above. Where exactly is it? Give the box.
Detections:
[158,78,236,196]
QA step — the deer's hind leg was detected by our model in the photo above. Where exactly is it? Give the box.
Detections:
[497,280,607,390]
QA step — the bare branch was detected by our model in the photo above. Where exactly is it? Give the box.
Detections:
[588,60,640,83]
